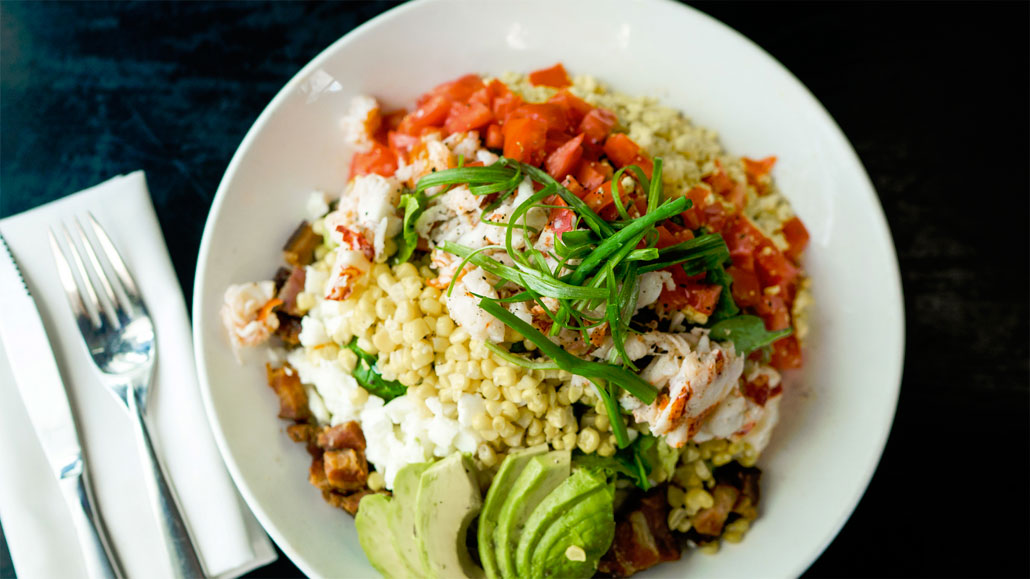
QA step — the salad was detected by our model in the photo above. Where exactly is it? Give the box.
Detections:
[222,63,811,577]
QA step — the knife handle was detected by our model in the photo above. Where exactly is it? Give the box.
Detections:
[57,460,126,579]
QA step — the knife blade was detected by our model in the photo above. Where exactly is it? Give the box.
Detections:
[0,233,124,579]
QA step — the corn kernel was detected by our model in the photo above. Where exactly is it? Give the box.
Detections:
[402,318,431,344]
[337,349,358,373]
[500,401,519,421]
[667,507,689,532]
[449,327,470,344]
[350,387,369,406]
[402,277,422,300]
[493,366,517,387]
[374,297,396,320]
[685,488,714,511]
[667,485,686,508]
[445,344,469,362]
[395,262,419,279]
[473,413,492,432]
[420,297,443,316]
[367,470,385,492]
[597,441,616,457]
[435,316,454,337]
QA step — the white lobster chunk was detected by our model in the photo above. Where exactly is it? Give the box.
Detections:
[340,95,380,152]
[329,173,403,262]
[619,329,745,448]
[635,270,674,311]
[445,267,506,343]
[219,281,280,357]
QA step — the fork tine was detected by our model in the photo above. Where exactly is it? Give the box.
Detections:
[49,228,101,330]
[60,223,118,329]
[72,218,127,326]
[86,213,143,309]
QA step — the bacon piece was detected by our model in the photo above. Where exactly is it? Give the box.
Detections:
[282,221,321,267]
[265,364,311,421]
[275,266,307,316]
[286,423,317,444]
[691,484,740,536]
[316,421,367,451]
[599,489,680,577]
[273,312,302,345]
[323,448,369,492]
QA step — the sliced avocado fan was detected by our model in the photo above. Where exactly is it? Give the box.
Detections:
[493,450,571,578]
[355,494,410,578]
[415,453,485,579]
[478,445,549,579]
[388,462,430,576]
[514,468,615,578]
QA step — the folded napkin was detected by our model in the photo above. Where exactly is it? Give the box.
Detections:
[0,173,277,578]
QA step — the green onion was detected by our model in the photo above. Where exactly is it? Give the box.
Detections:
[483,342,560,370]
[477,298,657,403]
[568,196,689,285]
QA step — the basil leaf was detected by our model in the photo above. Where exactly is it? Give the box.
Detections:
[706,261,741,324]
[344,337,406,401]
[709,315,792,356]
[392,190,426,265]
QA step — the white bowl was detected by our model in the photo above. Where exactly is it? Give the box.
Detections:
[193,0,905,576]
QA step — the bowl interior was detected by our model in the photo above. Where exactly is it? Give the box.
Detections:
[193,0,904,576]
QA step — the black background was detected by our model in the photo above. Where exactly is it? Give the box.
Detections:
[2,2,1027,577]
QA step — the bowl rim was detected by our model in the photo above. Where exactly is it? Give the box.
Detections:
[192,0,905,576]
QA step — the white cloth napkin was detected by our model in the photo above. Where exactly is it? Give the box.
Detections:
[0,172,277,579]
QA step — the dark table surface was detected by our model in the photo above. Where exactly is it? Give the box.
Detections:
[2,1,1028,577]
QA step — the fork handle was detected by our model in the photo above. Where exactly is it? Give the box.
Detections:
[57,464,125,579]
[126,388,207,579]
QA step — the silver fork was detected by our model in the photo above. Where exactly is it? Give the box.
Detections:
[49,214,207,579]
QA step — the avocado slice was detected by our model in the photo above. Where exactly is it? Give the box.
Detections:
[478,445,548,579]
[494,450,571,578]
[388,462,431,576]
[415,453,484,579]
[355,494,411,578]
[524,472,615,578]
[514,468,612,578]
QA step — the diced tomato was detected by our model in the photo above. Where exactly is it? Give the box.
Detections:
[754,293,791,331]
[754,244,799,288]
[548,90,593,126]
[387,131,420,159]
[781,216,810,263]
[722,215,766,262]
[485,123,504,150]
[444,101,493,134]
[742,156,777,192]
[704,162,746,210]
[628,154,654,178]
[546,196,576,237]
[561,174,584,195]
[770,335,802,370]
[727,265,761,308]
[424,73,485,104]
[350,142,397,178]
[583,181,615,213]
[659,279,723,316]
[655,223,694,249]
[603,133,641,167]
[468,86,492,107]
[381,109,406,132]
[487,80,523,120]
[528,63,572,88]
[544,134,585,181]
[579,108,617,146]
[398,94,451,134]
[502,117,548,164]
[680,187,709,230]
[574,159,612,191]
[506,103,570,135]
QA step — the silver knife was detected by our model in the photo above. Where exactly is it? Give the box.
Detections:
[0,234,125,579]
